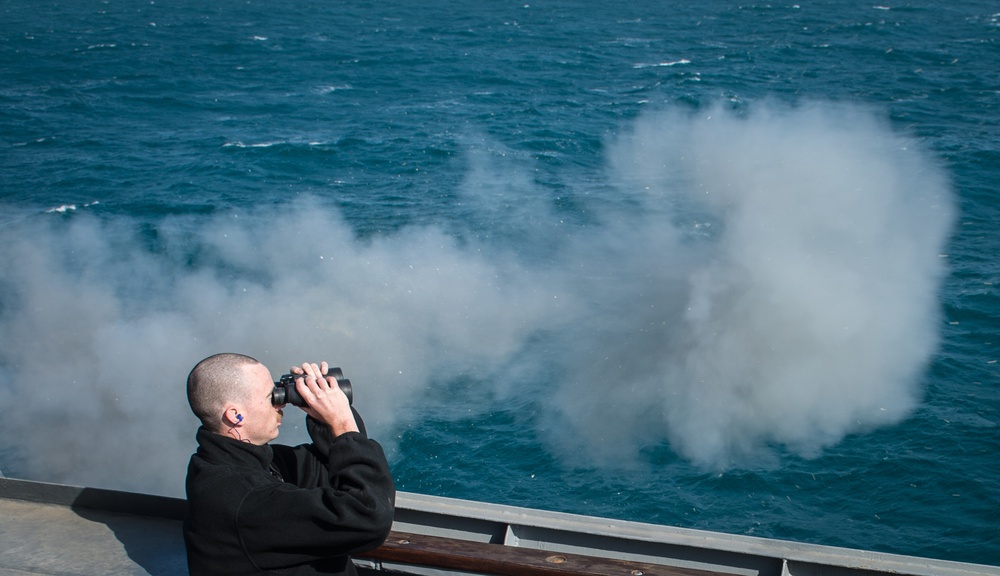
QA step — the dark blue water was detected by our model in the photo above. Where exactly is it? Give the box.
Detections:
[2,0,998,567]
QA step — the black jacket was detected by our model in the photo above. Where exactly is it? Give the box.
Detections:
[184,411,395,575]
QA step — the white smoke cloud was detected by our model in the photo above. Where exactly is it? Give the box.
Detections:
[0,203,561,496]
[538,101,955,468]
[0,100,954,495]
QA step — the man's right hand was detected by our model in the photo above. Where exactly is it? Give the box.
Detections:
[290,361,360,436]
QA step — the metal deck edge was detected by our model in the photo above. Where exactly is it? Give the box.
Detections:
[393,492,1000,576]
[0,477,187,520]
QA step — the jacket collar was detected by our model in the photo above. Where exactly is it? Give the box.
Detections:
[195,426,273,471]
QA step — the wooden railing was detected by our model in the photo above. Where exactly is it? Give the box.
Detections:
[358,531,729,576]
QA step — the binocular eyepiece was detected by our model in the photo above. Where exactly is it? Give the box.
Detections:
[272,367,353,407]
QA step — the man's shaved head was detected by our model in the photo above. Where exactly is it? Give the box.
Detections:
[187,353,263,429]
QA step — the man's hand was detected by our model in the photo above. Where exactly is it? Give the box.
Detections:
[290,361,360,436]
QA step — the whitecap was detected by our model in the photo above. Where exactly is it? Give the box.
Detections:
[633,59,691,69]
[223,141,283,148]
[47,205,76,213]
[316,85,353,94]
[45,201,99,214]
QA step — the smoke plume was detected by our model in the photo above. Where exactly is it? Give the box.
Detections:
[0,101,953,494]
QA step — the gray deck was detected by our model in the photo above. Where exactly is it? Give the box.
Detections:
[0,478,186,575]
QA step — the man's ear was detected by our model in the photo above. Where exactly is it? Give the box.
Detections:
[223,406,243,427]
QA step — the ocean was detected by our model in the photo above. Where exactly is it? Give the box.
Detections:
[1,0,997,567]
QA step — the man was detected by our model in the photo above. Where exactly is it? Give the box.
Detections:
[184,353,395,575]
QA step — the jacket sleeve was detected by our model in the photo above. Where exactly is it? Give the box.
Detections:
[236,414,396,571]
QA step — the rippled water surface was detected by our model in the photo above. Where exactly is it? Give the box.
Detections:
[1,0,998,566]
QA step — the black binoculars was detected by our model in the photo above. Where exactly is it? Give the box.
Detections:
[272,367,353,407]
